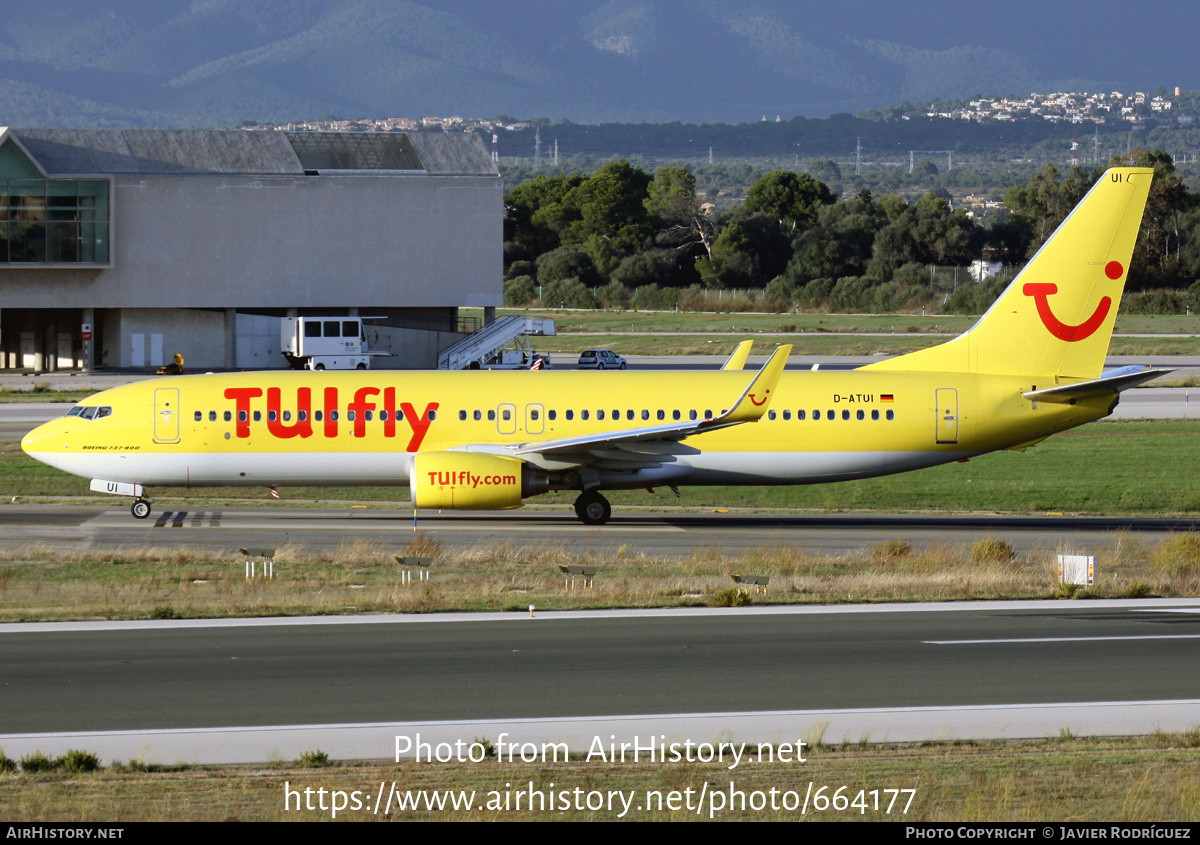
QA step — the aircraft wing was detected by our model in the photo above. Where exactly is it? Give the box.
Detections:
[508,344,791,463]
[1022,365,1173,404]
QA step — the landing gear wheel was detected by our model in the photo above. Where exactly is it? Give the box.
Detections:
[131,499,152,520]
[574,490,611,526]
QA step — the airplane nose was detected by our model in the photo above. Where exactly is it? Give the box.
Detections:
[21,420,62,470]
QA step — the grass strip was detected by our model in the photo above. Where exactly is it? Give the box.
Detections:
[0,530,1197,622]
[2,734,1198,821]
[487,309,1200,337]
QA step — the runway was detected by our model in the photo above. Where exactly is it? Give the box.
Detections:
[1,600,1198,764]
[3,505,1200,558]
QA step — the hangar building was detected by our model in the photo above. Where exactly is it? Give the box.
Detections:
[0,128,502,371]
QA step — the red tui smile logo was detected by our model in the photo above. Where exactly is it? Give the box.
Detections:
[1022,261,1122,342]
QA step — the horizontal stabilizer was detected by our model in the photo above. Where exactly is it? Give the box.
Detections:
[1022,366,1173,404]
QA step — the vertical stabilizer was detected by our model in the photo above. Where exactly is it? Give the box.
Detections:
[863,167,1153,378]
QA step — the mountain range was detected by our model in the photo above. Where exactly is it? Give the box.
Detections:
[0,0,1192,128]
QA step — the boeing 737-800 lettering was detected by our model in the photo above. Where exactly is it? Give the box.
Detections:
[22,168,1162,525]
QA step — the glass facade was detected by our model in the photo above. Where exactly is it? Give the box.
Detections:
[0,141,111,265]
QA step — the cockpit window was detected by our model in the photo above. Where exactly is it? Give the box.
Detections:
[67,406,112,420]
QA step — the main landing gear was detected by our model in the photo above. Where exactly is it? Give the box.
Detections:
[131,499,152,520]
[574,490,611,525]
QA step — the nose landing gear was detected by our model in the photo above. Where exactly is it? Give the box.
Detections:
[131,499,152,520]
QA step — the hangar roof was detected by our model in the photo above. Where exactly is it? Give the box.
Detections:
[2,128,497,177]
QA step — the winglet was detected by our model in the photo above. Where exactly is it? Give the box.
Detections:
[711,344,791,424]
[721,340,754,371]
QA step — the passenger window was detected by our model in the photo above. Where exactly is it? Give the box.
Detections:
[689,410,697,421]
[886,410,894,421]
[566,410,574,421]
[347,411,356,421]
[253,411,262,422]
[474,410,482,421]
[283,411,292,422]
[642,410,649,421]
[872,410,880,420]
[704,410,713,419]
[657,410,665,421]
[813,410,821,420]
[315,411,323,421]
[224,411,232,422]
[194,411,202,421]
[330,411,339,421]
[828,410,835,419]
[797,410,806,420]
[627,410,634,421]
[768,410,777,420]
[238,410,247,422]
[488,410,496,421]
[857,410,865,420]
[596,410,604,421]
[502,409,511,421]
[581,410,590,421]
[548,410,556,421]
[783,410,791,421]
[459,410,467,421]
[299,411,308,422]
[209,411,217,422]
[268,411,278,422]
[531,409,539,421]
[673,410,681,421]
[397,410,405,421]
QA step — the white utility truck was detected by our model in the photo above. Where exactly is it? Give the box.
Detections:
[281,316,370,370]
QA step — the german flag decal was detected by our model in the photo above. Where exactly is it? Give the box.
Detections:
[881,394,894,402]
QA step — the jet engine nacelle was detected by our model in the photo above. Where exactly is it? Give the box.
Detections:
[410,452,548,510]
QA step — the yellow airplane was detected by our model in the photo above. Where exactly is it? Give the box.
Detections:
[22,167,1160,525]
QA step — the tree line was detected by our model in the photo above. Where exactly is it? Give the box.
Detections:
[503,151,1200,314]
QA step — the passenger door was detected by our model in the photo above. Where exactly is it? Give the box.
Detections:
[935,388,958,444]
